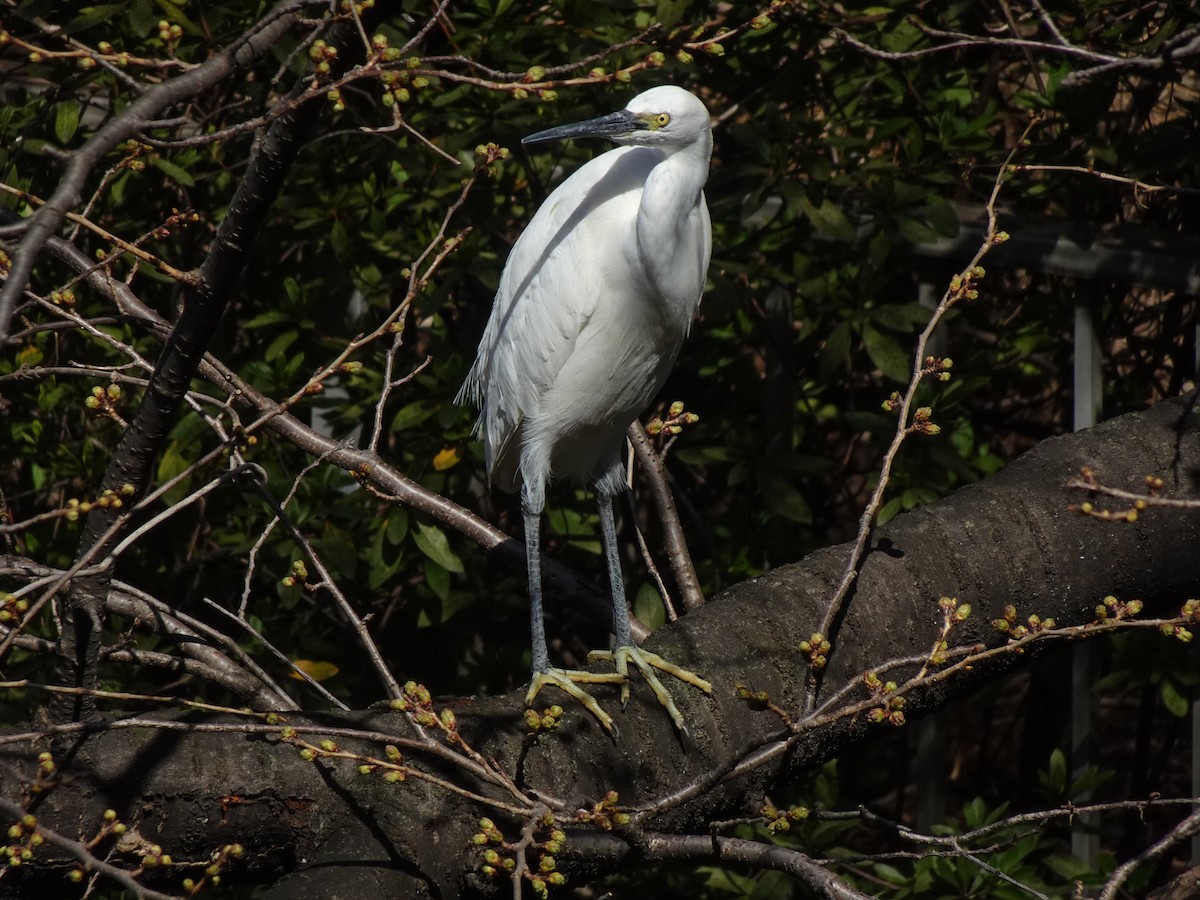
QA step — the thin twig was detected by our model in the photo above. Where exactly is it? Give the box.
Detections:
[805,117,1040,712]
[0,182,195,283]
[856,808,1052,899]
[638,833,872,900]
[627,422,704,612]
[1067,474,1200,510]
[238,466,402,700]
[636,606,1188,821]
[1012,163,1200,198]
[201,598,348,710]
[0,709,545,809]
[0,795,183,900]
[238,454,334,617]
[628,516,678,623]
[1099,807,1200,900]
[0,0,307,344]
[832,26,1119,66]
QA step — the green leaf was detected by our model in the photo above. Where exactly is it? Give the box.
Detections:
[923,196,960,236]
[318,522,358,578]
[699,867,757,895]
[156,442,191,504]
[283,277,302,304]
[633,582,666,631]
[424,559,451,604]
[654,0,688,29]
[413,594,448,630]
[757,473,812,523]
[65,4,123,33]
[244,311,294,329]
[1037,748,1068,797]
[413,522,464,573]
[873,863,908,885]
[877,495,903,525]
[896,216,937,244]
[110,170,131,205]
[863,323,913,382]
[385,509,409,545]
[1049,748,1067,786]
[149,156,196,187]
[1042,853,1095,881]
[1161,678,1189,717]
[673,445,736,465]
[747,870,793,900]
[392,400,438,432]
[799,195,856,242]
[961,796,1007,829]
[366,525,403,591]
[871,302,933,331]
[842,410,895,434]
[330,219,350,258]
[1068,764,1113,798]
[54,102,80,145]
[814,759,839,809]
[819,319,852,378]
[129,0,159,35]
[265,330,299,363]
[152,0,201,33]
[16,344,43,367]
[276,579,302,611]
[442,588,476,622]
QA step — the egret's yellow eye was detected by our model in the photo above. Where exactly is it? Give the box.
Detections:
[653,113,671,128]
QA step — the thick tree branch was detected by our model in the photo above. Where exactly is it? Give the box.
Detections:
[1,394,1196,895]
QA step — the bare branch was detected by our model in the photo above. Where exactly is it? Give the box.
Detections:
[807,116,1041,712]
[627,421,704,613]
[0,0,320,344]
[1100,808,1200,900]
[0,795,183,900]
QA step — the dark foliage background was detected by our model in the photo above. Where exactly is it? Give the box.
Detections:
[2,1,1198,896]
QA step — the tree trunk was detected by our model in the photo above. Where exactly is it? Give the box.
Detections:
[3,393,1198,897]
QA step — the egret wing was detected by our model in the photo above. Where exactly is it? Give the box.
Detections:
[459,147,656,490]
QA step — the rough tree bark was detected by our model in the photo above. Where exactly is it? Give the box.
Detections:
[2,393,1198,897]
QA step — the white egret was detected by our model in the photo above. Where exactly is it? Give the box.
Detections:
[458,85,714,734]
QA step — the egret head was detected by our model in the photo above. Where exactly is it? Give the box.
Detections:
[523,85,711,153]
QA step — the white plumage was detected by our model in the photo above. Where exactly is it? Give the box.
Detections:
[458,86,714,733]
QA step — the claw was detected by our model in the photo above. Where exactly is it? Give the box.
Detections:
[526,668,627,735]
[587,647,712,732]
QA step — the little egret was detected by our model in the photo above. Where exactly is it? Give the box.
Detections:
[458,85,714,734]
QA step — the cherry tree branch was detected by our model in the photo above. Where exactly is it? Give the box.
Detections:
[0,0,323,345]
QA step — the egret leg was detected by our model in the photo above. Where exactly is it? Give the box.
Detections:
[523,493,551,675]
[522,488,624,734]
[599,491,634,650]
[587,493,713,732]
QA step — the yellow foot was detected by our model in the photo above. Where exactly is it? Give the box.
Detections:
[526,668,627,735]
[587,646,713,732]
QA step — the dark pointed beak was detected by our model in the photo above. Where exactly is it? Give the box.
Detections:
[522,109,642,146]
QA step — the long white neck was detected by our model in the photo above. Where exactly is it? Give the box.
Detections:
[635,130,712,313]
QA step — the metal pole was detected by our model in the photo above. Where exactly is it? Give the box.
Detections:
[1072,288,1102,868]
[1192,312,1200,866]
